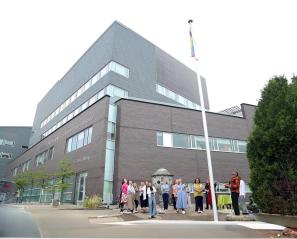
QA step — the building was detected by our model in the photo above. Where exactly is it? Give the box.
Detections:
[0,127,31,179]
[6,21,255,204]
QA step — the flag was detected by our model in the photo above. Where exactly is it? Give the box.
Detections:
[189,24,198,60]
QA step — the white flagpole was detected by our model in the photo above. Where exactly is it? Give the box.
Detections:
[188,19,218,222]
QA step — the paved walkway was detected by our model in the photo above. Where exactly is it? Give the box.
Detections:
[15,204,286,238]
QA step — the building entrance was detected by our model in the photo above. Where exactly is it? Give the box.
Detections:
[76,172,87,204]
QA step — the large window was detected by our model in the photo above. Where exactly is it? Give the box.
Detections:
[0,138,15,146]
[41,61,129,129]
[156,84,201,110]
[156,132,247,153]
[35,150,48,167]
[66,127,93,153]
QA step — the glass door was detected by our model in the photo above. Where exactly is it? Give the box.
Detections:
[76,172,87,204]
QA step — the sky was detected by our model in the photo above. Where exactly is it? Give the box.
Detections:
[0,0,296,126]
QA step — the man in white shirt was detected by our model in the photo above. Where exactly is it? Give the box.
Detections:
[239,179,248,214]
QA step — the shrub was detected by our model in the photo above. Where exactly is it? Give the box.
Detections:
[83,194,102,209]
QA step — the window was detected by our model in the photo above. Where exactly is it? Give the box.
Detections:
[157,132,163,146]
[156,84,165,95]
[26,160,31,171]
[217,138,232,152]
[76,131,85,149]
[0,139,15,146]
[91,73,99,85]
[156,132,247,154]
[66,127,93,153]
[106,85,128,98]
[22,163,26,172]
[48,147,54,161]
[36,150,48,167]
[238,141,247,153]
[87,128,92,145]
[172,134,188,148]
[71,135,78,152]
[156,84,200,109]
[163,133,172,147]
[0,152,12,159]
[195,136,206,149]
[13,168,18,176]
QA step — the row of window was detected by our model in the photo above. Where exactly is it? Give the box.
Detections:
[41,61,129,129]
[66,127,93,153]
[0,152,13,159]
[42,84,127,138]
[12,146,54,176]
[156,84,201,110]
[0,138,15,146]
[13,125,94,176]
[21,177,73,203]
[157,132,247,153]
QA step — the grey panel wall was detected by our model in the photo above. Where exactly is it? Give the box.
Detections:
[155,48,210,109]
[114,99,253,195]
[30,21,210,148]
[0,127,31,179]
[30,25,115,146]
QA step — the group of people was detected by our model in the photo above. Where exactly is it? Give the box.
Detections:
[119,179,157,218]
[119,171,247,218]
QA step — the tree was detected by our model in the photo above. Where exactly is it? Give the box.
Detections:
[247,75,297,215]
[53,159,75,204]
[14,170,49,202]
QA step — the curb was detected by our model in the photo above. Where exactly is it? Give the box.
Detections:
[89,213,122,219]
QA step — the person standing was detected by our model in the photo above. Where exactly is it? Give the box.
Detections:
[133,182,140,213]
[172,179,178,211]
[161,181,170,211]
[208,182,217,210]
[204,179,210,210]
[225,172,241,216]
[194,178,204,213]
[16,189,21,204]
[127,180,135,213]
[120,178,128,212]
[141,181,149,212]
[147,182,157,218]
[239,179,248,214]
[139,182,145,209]
[176,179,188,214]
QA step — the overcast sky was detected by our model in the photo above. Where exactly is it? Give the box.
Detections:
[0,0,296,126]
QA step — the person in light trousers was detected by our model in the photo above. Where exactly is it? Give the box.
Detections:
[147,182,157,219]
[239,179,248,214]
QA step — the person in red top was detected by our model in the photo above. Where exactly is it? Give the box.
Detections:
[225,171,241,215]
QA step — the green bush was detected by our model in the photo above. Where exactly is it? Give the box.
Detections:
[247,76,297,215]
[83,194,102,209]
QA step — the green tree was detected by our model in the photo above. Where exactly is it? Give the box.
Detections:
[247,75,297,215]
[14,170,49,202]
[53,159,75,204]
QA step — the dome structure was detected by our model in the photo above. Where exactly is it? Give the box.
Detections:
[152,168,173,177]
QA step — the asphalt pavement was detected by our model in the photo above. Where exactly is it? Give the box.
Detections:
[22,205,283,238]
[0,205,41,237]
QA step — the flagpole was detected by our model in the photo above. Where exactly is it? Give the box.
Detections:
[188,19,218,222]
